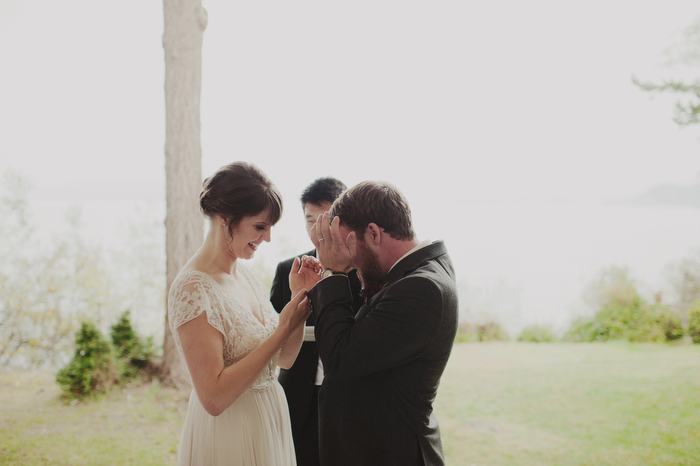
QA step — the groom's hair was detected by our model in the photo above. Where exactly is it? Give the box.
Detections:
[300,177,347,208]
[199,161,283,231]
[330,181,415,241]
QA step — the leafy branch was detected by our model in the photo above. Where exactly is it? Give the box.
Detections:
[632,77,700,127]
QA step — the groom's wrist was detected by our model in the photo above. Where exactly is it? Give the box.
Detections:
[321,269,347,280]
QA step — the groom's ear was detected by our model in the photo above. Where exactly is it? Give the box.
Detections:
[366,223,382,245]
[346,231,357,255]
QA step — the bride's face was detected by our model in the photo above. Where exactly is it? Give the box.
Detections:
[227,210,272,260]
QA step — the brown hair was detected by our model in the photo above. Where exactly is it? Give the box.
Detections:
[330,181,415,241]
[199,162,283,234]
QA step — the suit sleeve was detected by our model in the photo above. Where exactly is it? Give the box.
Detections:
[269,261,288,313]
[309,274,443,380]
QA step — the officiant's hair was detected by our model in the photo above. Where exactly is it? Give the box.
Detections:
[199,162,283,232]
[300,177,347,208]
[331,181,415,241]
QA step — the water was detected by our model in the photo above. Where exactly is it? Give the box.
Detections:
[424,200,700,335]
[27,197,700,339]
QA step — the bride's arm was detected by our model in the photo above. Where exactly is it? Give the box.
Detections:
[277,319,305,370]
[277,256,322,369]
[178,289,309,417]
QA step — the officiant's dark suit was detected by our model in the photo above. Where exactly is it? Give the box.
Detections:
[270,250,362,466]
[308,181,458,466]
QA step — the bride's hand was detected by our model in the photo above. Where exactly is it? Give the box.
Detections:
[289,256,322,296]
[278,288,311,335]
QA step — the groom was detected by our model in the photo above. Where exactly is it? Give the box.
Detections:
[307,181,458,465]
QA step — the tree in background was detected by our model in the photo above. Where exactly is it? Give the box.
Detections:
[0,171,166,369]
[666,248,700,315]
[111,311,155,380]
[56,321,120,400]
[160,0,208,388]
[0,172,113,368]
[688,301,700,343]
[566,266,684,343]
[582,266,639,311]
[633,17,700,127]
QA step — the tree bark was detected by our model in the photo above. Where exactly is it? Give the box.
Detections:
[159,0,207,388]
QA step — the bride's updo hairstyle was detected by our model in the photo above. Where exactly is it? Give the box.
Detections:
[199,162,283,236]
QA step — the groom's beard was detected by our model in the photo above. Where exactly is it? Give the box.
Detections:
[357,240,384,289]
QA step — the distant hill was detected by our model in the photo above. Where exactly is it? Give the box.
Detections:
[622,183,700,208]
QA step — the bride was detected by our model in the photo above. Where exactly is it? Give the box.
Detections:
[167,162,319,466]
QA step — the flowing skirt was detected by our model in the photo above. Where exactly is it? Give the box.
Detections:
[177,382,296,466]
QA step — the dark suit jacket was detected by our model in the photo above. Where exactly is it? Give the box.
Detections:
[308,241,458,466]
[270,249,362,434]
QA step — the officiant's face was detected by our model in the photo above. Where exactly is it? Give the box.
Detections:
[228,209,272,260]
[304,202,333,245]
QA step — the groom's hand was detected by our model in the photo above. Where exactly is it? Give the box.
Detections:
[310,211,355,274]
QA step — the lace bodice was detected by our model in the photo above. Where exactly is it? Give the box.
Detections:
[168,266,280,391]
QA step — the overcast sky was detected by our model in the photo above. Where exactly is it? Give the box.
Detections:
[2,0,700,331]
[1,0,698,214]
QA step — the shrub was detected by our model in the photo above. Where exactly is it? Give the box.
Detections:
[663,308,685,341]
[583,266,638,310]
[564,297,684,343]
[651,304,683,342]
[688,301,700,344]
[563,316,598,342]
[456,319,509,342]
[611,302,683,342]
[56,322,119,399]
[518,324,558,342]
[110,311,155,380]
[564,300,637,342]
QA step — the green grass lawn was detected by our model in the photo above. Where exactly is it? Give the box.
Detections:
[1,342,699,465]
[0,372,187,465]
[435,342,700,466]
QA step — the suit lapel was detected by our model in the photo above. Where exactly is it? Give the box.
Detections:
[382,241,447,288]
[355,241,448,320]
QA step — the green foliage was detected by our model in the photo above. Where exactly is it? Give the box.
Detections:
[0,170,165,370]
[56,322,120,399]
[688,301,700,344]
[666,248,700,316]
[629,303,684,342]
[517,324,558,342]
[564,316,599,343]
[0,171,113,368]
[111,311,155,379]
[633,78,700,126]
[568,266,685,343]
[564,297,684,343]
[633,17,700,128]
[56,313,156,400]
[456,319,510,342]
[582,266,638,310]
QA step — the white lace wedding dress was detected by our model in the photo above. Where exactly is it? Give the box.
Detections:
[168,267,296,466]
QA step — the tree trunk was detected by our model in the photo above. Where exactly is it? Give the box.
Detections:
[159,0,207,388]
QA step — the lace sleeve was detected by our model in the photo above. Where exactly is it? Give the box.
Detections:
[167,270,226,349]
